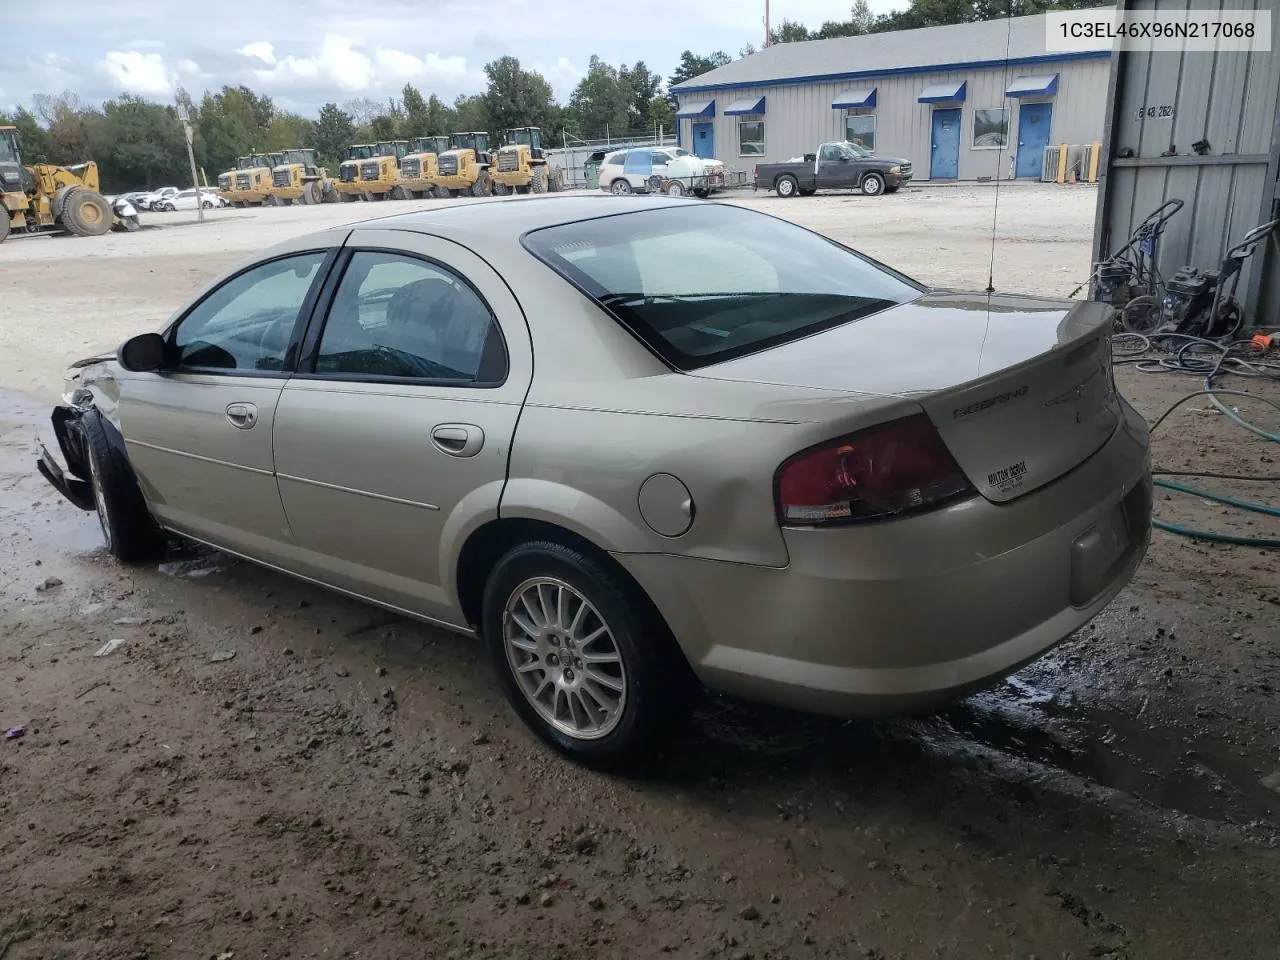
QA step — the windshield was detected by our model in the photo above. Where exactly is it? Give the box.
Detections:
[524,205,921,370]
[0,131,17,163]
[841,141,872,157]
[346,146,374,160]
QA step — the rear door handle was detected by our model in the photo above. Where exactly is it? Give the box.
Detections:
[225,402,258,429]
[431,423,484,458]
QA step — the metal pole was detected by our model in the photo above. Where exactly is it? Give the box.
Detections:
[765,0,771,47]
[175,98,204,223]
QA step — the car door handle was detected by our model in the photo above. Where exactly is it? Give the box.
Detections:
[431,424,484,458]
[225,402,258,429]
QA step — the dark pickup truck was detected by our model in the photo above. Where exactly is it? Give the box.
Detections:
[754,141,912,198]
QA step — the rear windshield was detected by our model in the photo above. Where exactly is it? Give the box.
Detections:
[523,204,922,369]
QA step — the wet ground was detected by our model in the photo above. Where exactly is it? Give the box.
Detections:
[3,362,1279,960]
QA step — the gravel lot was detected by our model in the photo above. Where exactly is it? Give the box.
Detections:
[2,183,1278,960]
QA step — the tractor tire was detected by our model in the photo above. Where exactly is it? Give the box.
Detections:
[516,185,531,195]
[389,185,409,201]
[303,181,321,204]
[531,166,548,194]
[119,216,141,232]
[471,170,492,197]
[340,192,356,203]
[493,182,512,196]
[282,197,294,206]
[60,187,112,237]
[548,168,565,192]
[322,183,338,203]
[0,211,10,245]
[234,200,247,209]
[266,194,281,207]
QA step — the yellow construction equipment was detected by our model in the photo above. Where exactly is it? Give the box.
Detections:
[221,153,282,207]
[393,136,450,199]
[267,148,336,205]
[335,141,408,202]
[491,127,565,196]
[433,132,493,198]
[0,124,131,244]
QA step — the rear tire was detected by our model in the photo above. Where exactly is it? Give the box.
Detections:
[390,184,409,201]
[666,180,686,197]
[80,411,164,563]
[201,199,214,209]
[775,174,799,198]
[471,170,492,197]
[60,187,113,237]
[0,212,10,244]
[493,182,512,196]
[548,168,565,192]
[531,166,548,194]
[266,194,281,207]
[433,185,451,199]
[339,192,356,203]
[610,178,632,195]
[481,540,696,768]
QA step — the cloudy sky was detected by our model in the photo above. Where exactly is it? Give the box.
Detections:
[2,0,905,116]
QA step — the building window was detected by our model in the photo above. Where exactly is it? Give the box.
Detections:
[973,108,1010,149]
[738,117,765,156]
[845,113,876,151]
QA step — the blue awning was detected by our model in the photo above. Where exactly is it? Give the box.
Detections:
[724,96,765,115]
[675,99,715,118]
[918,80,967,103]
[831,88,877,109]
[1005,74,1059,97]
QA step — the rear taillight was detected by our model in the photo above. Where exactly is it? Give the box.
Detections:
[774,414,975,525]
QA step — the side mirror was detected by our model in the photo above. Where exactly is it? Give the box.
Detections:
[117,332,168,372]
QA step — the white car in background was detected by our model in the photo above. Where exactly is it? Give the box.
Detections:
[134,186,180,210]
[152,189,225,212]
[599,147,727,197]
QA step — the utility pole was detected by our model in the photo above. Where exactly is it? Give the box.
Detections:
[175,94,204,223]
[764,0,771,47]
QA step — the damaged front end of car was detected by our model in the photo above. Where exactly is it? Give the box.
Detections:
[35,355,118,512]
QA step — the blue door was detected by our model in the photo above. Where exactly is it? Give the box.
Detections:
[1016,102,1053,178]
[930,108,961,180]
[691,122,714,160]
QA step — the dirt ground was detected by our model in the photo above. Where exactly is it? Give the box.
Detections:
[2,183,1279,960]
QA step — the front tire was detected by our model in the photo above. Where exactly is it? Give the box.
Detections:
[861,172,886,196]
[471,169,492,197]
[531,166,548,194]
[389,184,408,201]
[775,174,799,198]
[80,411,164,563]
[610,178,632,196]
[482,540,695,766]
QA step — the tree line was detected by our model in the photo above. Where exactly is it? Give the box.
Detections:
[1,0,1101,192]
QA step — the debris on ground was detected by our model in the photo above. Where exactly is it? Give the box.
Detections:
[93,639,127,657]
[5,725,26,740]
[210,650,236,663]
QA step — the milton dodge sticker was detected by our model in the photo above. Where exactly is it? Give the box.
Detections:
[987,459,1028,493]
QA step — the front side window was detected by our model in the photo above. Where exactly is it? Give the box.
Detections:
[0,133,18,163]
[973,108,1010,149]
[845,114,876,151]
[314,251,505,383]
[525,204,921,370]
[171,251,327,372]
[738,117,766,156]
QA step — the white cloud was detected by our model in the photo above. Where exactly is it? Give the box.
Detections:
[535,56,583,100]
[237,41,277,65]
[177,58,202,75]
[99,50,172,97]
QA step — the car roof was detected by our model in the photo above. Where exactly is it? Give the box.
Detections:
[354,195,695,239]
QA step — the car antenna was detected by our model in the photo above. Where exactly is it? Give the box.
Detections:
[986,1,1016,296]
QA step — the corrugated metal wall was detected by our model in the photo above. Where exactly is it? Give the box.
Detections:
[1094,0,1280,328]
[675,57,1109,180]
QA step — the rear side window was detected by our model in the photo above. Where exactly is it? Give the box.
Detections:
[312,250,506,384]
[523,204,921,370]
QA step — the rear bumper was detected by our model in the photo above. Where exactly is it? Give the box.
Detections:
[615,399,1151,717]
[36,405,96,511]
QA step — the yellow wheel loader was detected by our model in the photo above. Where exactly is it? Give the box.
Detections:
[491,126,565,196]
[335,141,407,202]
[0,125,134,244]
[393,136,450,199]
[223,153,282,207]
[433,132,493,198]
[267,148,336,205]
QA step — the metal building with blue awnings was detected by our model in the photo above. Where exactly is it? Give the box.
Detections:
[670,8,1112,181]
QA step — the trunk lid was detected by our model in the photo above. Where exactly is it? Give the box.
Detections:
[693,291,1120,503]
